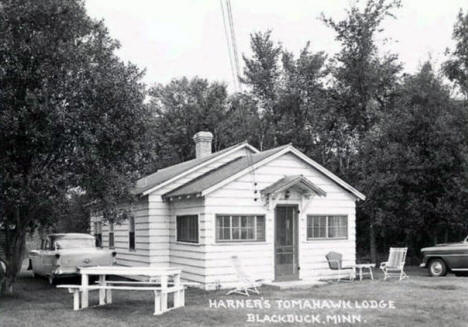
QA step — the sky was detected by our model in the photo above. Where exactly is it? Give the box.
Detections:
[84,0,466,91]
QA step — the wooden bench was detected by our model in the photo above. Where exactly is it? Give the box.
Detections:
[57,285,102,311]
[101,280,163,285]
[57,283,185,315]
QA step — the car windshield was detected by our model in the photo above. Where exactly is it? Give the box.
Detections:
[55,239,95,249]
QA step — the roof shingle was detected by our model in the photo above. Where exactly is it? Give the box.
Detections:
[132,142,250,195]
[163,145,289,198]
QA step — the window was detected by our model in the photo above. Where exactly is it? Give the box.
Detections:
[129,216,135,250]
[216,215,265,242]
[109,222,114,249]
[94,222,102,247]
[307,215,348,240]
[176,215,199,243]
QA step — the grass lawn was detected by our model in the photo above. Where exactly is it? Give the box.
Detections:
[1,266,467,327]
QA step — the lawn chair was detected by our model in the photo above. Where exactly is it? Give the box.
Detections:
[325,252,355,282]
[380,247,409,281]
[226,256,262,296]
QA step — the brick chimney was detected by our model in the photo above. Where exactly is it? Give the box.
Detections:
[193,131,213,159]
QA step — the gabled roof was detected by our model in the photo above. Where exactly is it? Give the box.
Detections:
[261,175,327,197]
[163,145,289,199]
[163,144,366,201]
[132,142,258,195]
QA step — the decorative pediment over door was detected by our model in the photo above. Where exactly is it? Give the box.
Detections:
[260,175,327,211]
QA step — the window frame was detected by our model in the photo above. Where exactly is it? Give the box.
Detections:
[94,221,103,248]
[215,214,266,243]
[306,215,348,240]
[176,215,199,244]
[128,216,135,251]
[108,222,115,249]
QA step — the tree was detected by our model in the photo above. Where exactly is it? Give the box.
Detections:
[444,10,468,98]
[0,0,149,294]
[241,31,282,149]
[359,63,468,256]
[322,0,402,261]
[276,45,329,155]
[54,191,91,234]
[146,77,231,171]
[241,31,333,160]
[221,92,264,149]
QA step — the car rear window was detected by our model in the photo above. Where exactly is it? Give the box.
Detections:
[55,239,95,249]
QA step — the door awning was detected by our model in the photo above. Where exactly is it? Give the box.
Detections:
[261,175,326,197]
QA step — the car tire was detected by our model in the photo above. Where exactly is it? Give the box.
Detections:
[428,258,447,277]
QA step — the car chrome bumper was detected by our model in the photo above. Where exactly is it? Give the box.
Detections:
[419,263,426,268]
[53,267,79,275]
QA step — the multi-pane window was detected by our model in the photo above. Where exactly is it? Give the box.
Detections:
[94,222,102,247]
[129,216,135,250]
[176,215,199,243]
[109,222,115,249]
[216,215,265,242]
[307,215,348,239]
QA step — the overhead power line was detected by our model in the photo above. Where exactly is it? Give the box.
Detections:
[220,0,241,92]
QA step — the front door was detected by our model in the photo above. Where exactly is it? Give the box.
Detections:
[275,206,299,281]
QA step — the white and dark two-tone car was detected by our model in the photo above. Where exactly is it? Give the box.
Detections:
[420,235,468,277]
[29,233,116,284]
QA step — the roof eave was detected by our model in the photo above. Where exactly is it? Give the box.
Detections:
[162,192,202,202]
[139,142,259,196]
[200,145,365,201]
[201,145,292,197]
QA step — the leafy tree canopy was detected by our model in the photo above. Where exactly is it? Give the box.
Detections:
[444,10,468,98]
[0,0,150,293]
[146,77,231,170]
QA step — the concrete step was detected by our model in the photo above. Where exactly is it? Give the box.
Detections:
[263,280,327,290]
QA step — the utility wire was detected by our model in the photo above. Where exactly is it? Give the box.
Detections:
[220,0,238,91]
[226,0,242,91]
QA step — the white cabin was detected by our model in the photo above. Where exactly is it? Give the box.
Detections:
[91,131,365,290]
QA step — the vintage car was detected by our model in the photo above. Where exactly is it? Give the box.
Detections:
[420,235,468,277]
[29,233,116,284]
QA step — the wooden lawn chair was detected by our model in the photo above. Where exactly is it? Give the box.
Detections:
[380,247,408,281]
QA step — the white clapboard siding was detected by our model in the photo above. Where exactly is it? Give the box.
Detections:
[91,144,250,272]
[93,147,360,289]
[145,194,170,266]
[90,198,152,267]
[200,152,358,288]
[166,197,207,284]
[141,147,254,282]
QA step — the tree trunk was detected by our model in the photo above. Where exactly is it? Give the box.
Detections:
[369,218,377,263]
[405,232,413,264]
[382,228,387,255]
[1,231,26,296]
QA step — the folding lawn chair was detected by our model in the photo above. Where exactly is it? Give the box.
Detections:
[226,256,262,296]
[380,247,409,281]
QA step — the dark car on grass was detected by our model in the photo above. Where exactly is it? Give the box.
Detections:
[420,236,468,277]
